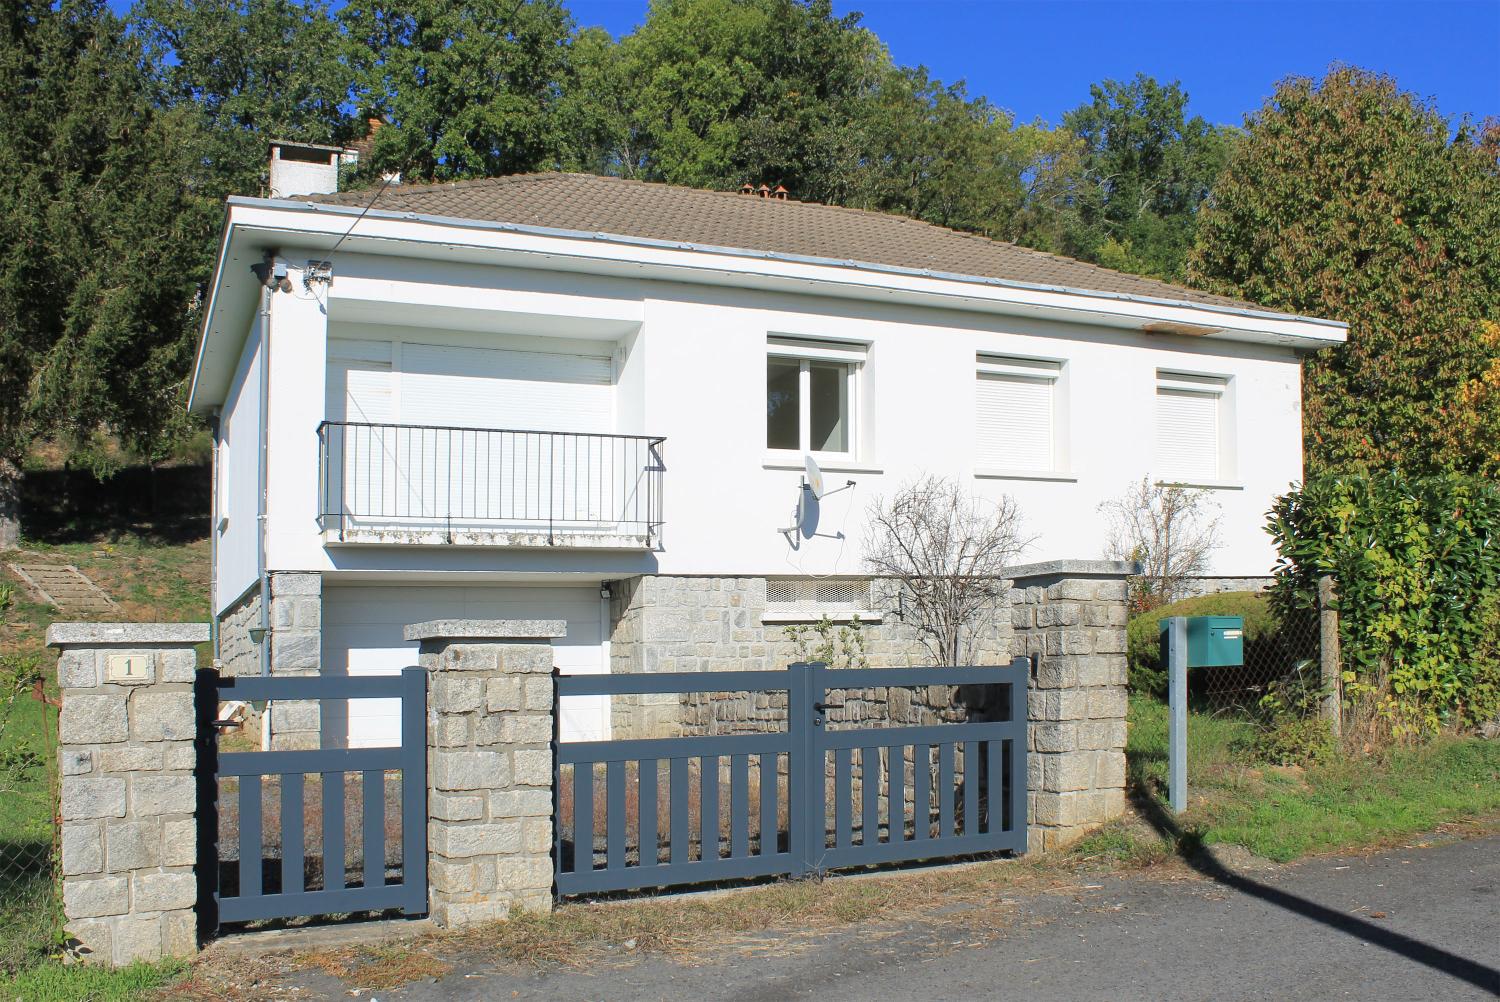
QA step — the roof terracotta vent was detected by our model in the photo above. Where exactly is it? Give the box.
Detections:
[757,184,771,198]
[739,183,755,195]
[772,184,788,200]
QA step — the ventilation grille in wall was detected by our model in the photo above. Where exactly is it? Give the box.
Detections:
[765,578,874,619]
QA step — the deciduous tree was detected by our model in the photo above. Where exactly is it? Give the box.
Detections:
[1188,67,1500,476]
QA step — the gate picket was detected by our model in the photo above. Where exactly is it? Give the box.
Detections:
[553,660,1028,897]
[203,668,428,926]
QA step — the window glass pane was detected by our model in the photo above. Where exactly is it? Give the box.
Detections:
[809,361,849,453]
[767,359,801,450]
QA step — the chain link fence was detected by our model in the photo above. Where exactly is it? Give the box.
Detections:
[1198,605,1324,717]
[0,654,62,974]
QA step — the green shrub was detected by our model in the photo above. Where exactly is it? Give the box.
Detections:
[1125,591,1279,697]
[1242,716,1338,767]
[1268,471,1500,737]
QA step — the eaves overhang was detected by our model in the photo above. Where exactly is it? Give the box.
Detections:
[188,196,1347,412]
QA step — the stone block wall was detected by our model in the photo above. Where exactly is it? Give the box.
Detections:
[607,574,1010,737]
[214,572,322,748]
[1009,561,1133,852]
[408,620,563,926]
[48,623,209,966]
[215,587,261,678]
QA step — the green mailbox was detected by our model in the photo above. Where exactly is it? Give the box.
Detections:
[1159,615,1244,668]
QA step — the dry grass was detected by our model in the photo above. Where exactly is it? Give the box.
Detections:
[300,944,453,988]
[285,853,1062,985]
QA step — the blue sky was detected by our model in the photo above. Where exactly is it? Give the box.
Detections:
[569,0,1500,127]
[110,0,1500,127]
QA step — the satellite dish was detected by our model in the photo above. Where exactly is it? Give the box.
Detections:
[804,455,825,499]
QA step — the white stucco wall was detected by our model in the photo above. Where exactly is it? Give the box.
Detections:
[236,250,1305,585]
[214,314,264,614]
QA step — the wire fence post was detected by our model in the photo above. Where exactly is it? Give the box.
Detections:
[1318,575,1342,738]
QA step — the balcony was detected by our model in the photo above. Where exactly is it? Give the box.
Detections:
[317,422,665,548]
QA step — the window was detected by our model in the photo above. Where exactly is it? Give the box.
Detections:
[1156,370,1231,483]
[975,355,1063,473]
[215,435,230,532]
[766,337,863,455]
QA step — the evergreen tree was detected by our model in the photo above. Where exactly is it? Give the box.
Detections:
[0,0,218,540]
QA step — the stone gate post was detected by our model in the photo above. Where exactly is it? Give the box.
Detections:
[1008,561,1134,852]
[406,619,563,926]
[48,623,209,966]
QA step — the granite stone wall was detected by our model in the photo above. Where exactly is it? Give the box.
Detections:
[607,575,1010,738]
[410,620,562,926]
[215,587,262,678]
[266,571,322,749]
[1009,561,1133,852]
[49,623,209,966]
[214,573,323,747]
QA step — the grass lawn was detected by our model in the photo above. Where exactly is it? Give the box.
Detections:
[0,536,209,995]
[1107,695,1500,862]
[0,958,186,1002]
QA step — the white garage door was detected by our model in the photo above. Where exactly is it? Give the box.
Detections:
[320,584,610,746]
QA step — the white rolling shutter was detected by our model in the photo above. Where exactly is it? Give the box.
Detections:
[399,343,612,432]
[975,356,1060,472]
[1156,387,1220,482]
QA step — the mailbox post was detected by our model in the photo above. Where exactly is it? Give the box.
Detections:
[1160,615,1245,813]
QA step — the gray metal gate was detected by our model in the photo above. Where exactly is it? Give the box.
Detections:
[555,659,1027,897]
[197,669,428,927]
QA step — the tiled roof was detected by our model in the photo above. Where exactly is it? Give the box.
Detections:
[305,172,1271,313]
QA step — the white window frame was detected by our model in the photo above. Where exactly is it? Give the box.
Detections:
[1155,369,1238,488]
[973,354,1074,481]
[766,336,864,460]
[214,434,230,533]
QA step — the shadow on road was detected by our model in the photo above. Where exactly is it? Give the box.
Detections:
[1132,791,1500,996]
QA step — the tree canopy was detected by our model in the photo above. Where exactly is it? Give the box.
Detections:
[1,0,1492,503]
[1188,67,1500,477]
[0,0,216,469]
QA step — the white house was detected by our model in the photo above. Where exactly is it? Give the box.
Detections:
[186,172,1345,747]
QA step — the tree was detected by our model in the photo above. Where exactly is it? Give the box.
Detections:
[1099,478,1221,611]
[0,0,218,542]
[133,0,356,195]
[341,0,575,182]
[1036,75,1231,280]
[1188,67,1500,476]
[863,476,1032,664]
[567,0,883,197]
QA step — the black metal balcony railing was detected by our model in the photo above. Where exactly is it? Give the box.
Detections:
[318,421,665,546]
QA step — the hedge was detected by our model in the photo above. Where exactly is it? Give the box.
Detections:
[1267,471,1500,736]
[1125,591,1280,698]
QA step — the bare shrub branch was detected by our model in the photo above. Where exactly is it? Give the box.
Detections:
[864,475,1033,664]
[1099,476,1221,609]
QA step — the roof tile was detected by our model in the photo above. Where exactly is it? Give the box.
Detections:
[303,172,1270,313]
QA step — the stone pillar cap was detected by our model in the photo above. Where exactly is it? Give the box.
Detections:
[1007,559,1140,580]
[46,622,210,647]
[404,619,566,642]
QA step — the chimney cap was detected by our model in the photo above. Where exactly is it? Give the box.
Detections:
[739,182,755,195]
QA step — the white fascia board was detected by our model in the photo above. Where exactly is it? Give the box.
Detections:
[190,197,1346,410]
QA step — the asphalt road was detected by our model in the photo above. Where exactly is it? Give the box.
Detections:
[297,833,1500,1002]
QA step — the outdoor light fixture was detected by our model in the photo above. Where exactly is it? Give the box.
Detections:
[599,582,612,600]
